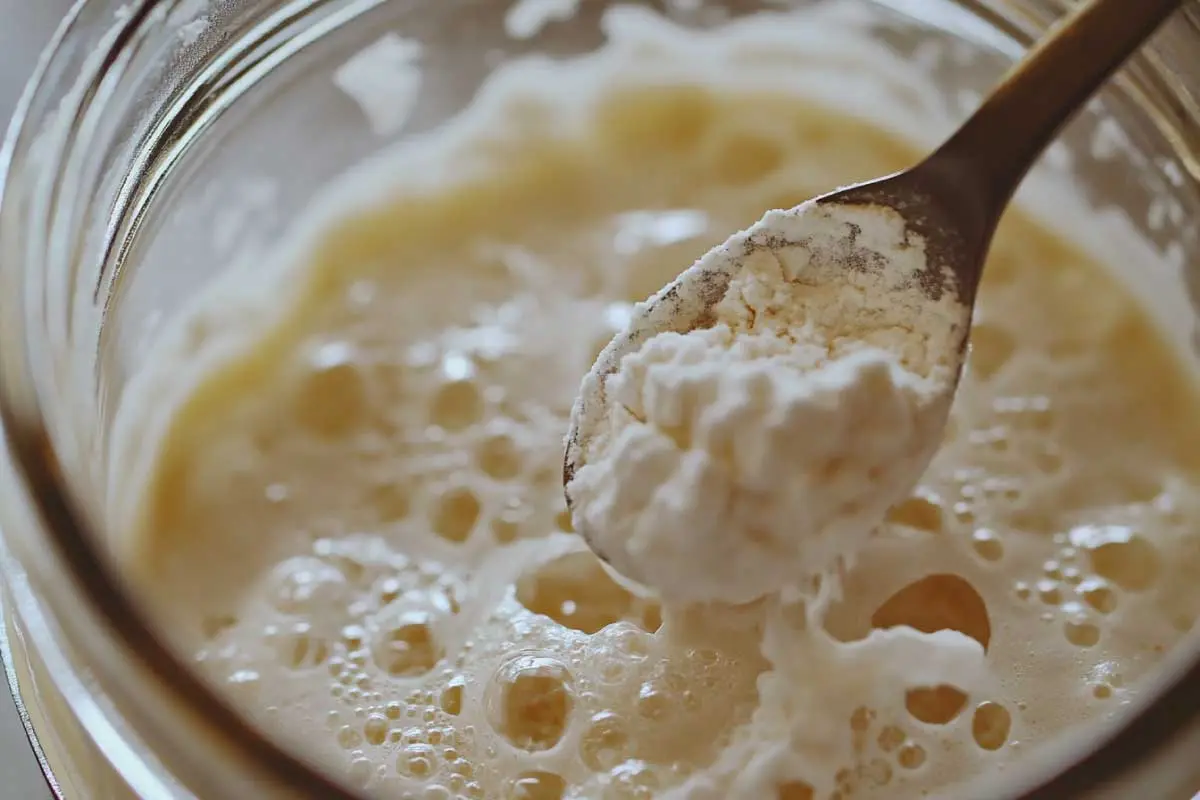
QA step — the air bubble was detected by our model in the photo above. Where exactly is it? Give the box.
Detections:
[598,658,630,684]
[896,742,926,770]
[372,579,404,608]
[1064,619,1101,648]
[477,434,522,480]
[490,516,522,546]
[270,556,348,614]
[1036,580,1062,605]
[511,771,566,799]
[489,656,573,752]
[1069,525,1161,591]
[865,758,893,786]
[516,552,661,634]
[871,573,991,651]
[371,482,412,523]
[441,677,465,716]
[636,683,670,720]
[608,760,661,797]
[274,622,331,670]
[364,713,389,746]
[432,486,482,543]
[346,645,368,667]
[293,342,371,437]
[372,612,443,676]
[338,724,364,750]
[430,379,484,431]
[905,686,967,725]
[849,706,873,733]
[971,529,1004,561]
[971,702,1011,750]
[1079,578,1117,614]
[886,489,944,533]
[581,711,632,771]
[878,725,905,752]
[398,742,439,779]
[610,625,651,659]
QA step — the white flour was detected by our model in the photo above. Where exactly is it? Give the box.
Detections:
[567,201,968,604]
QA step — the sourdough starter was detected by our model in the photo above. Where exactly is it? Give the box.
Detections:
[109,5,1200,799]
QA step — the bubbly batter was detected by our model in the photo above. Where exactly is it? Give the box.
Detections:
[111,6,1200,800]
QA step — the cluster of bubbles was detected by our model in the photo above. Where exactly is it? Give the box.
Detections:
[1010,522,1163,658]
[814,254,1197,793]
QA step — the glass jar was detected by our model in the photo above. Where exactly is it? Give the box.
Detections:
[1,0,1199,798]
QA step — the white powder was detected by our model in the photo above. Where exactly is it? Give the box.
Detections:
[567,200,968,605]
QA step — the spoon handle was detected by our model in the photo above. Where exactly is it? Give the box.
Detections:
[929,0,1185,219]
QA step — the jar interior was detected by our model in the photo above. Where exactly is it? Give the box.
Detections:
[23,0,1200,797]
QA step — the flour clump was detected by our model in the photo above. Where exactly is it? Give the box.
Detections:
[567,200,966,605]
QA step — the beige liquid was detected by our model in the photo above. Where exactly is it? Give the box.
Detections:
[118,78,1200,799]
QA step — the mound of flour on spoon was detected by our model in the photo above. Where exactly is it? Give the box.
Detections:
[566,199,966,605]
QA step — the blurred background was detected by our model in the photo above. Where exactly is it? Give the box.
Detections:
[1,2,79,798]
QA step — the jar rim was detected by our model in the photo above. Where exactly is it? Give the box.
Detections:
[0,2,1198,798]
[0,2,372,796]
